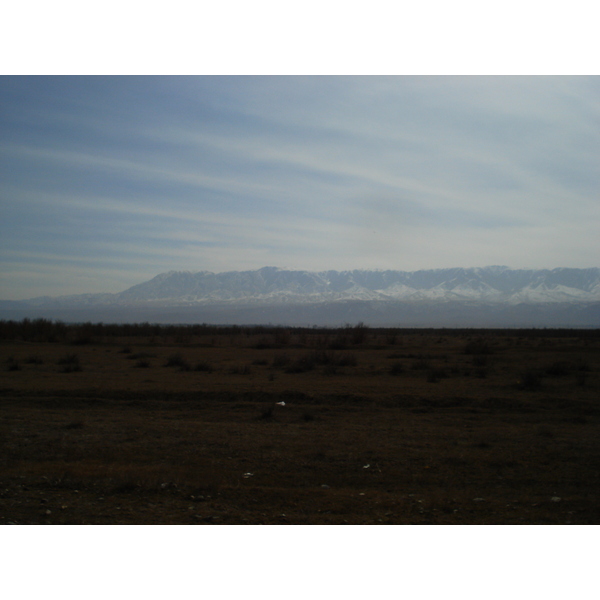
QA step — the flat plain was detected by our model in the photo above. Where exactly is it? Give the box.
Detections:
[1,322,599,524]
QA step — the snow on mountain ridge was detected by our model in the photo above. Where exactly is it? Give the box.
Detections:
[9,267,600,307]
[111,266,600,305]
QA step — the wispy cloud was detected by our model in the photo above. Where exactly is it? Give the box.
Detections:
[1,76,598,299]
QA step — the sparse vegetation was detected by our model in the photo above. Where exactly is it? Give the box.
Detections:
[229,364,252,375]
[194,361,213,372]
[164,353,190,371]
[516,368,542,391]
[25,355,43,365]
[6,356,20,371]
[1,320,599,524]
[57,353,82,373]
[389,362,404,376]
[464,339,493,355]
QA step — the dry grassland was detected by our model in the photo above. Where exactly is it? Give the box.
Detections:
[1,324,599,524]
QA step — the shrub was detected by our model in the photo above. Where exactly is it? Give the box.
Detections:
[412,358,430,370]
[274,329,291,346]
[322,364,338,376]
[516,369,542,391]
[472,355,488,367]
[464,340,492,355]
[545,361,571,376]
[6,356,20,371]
[254,337,274,349]
[575,358,591,372]
[230,364,251,375]
[389,362,404,376]
[194,361,213,372]
[327,336,348,350]
[337,353,358,367]
[258,404,275,420]
[165,353,190,370]
[351,322,369,345]
[127,352,155,360]
[25,355,43,365]
[285,355,315,373]
[426,368,447,383]
[272,353,291,369]
[57,353,82,373]
[134,359,151,368]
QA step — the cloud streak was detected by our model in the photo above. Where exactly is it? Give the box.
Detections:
[1,76,598,299]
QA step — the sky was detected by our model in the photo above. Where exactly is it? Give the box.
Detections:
[1,75,599,299]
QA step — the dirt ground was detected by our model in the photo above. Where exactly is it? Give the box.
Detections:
[2,326,599,524]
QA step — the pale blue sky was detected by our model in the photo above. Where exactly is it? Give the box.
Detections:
[1,75,599,299]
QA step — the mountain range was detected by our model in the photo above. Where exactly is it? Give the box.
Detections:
[2,266,600,327]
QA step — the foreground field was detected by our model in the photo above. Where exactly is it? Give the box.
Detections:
[2,324,599,524]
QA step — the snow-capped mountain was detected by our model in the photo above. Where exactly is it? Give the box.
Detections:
[2,267,599,326]
[113,266,600,305]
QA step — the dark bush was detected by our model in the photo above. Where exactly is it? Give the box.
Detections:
[254,337,274,349]
[322,364,338,375]
[285,355,315,373]
[57,353,82,373]
[274,329,291,346]
[545,361,571,377]
[25,355,43,365]
[165,353,190,370]
[389,362,404,376]
[575,358,591,372]
[6,357,20,371]
[272,353,291,369]
[426,368,447,383]
[337,353,358,367]
[412,358,430,370]
[258,404,275,420]
[327,336,348,350]
[127,352,155,360]
[472,355,488,367]
[194,361,214,372]
[351,322,369,345]
[516,369,542,391]
[464,340,492,355]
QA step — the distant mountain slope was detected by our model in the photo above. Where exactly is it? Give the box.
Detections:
[2,267,599,326]
[114,266,600,305]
